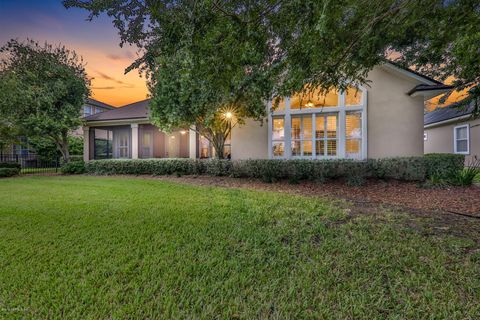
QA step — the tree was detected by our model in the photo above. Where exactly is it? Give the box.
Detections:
[0,39,90,162]
[0,120,19,155]
[64,0,480,157]
[64,0,277,158]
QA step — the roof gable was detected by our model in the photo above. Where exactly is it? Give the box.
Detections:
[85,99,150,122]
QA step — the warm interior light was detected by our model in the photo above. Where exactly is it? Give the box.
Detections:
[180,130,187,135]
[171,135,175,139]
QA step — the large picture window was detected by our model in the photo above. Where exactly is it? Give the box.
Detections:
[269,86,366,159]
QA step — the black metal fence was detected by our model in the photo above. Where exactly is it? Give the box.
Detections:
[0,154,60,174]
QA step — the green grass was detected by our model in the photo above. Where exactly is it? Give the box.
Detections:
[0,176,478,319]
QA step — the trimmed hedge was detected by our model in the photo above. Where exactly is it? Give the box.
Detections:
[61,161,86,174]
[0,162,21,170]
[83,154,465,183]
[0,167,20,178]
[424,153,465,178]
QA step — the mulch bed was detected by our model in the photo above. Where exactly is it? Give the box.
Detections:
[152,175,480,217]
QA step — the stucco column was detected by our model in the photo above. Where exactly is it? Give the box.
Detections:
[83,127,90,162]
[189,126,197,159]
[131,123,139,159]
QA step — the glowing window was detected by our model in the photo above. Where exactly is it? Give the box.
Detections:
[290,88,339,109]
[346,86,363,106]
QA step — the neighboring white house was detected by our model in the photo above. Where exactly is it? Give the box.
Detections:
[82,62,452,161]
[424,102,479,163]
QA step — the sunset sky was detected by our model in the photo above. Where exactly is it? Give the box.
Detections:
[0,0,148,107]
[0,0,463,109]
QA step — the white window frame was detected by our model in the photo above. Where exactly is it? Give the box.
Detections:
[453,124,469,154]
[271,116,286,158]
[268,85,367,160]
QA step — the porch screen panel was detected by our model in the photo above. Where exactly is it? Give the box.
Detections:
[93,129,113,159]
[141,131,153,158]
[114,129,130,158]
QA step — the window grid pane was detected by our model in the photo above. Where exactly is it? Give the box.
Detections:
[272,116,285,157]
[315,114,338,157]
[346,112,362,158]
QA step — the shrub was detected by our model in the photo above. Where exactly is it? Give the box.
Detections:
[368,157,427,181]
[61,161,86,174]
[203,159,232,176]
[0,162,21,169]
[0,167,20,178]
[83,155,463,184]
[85,159,205,176]
[448,158,480,186]
[424,153,465,179]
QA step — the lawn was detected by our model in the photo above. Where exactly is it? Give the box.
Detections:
[0,176,478,319]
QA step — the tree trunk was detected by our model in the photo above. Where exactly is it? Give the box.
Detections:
[212,132,225,159]
[55,131,70,163]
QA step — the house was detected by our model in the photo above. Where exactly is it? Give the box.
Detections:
[71,98,115,137]
[83,62,452,161]
[424,102,479,162]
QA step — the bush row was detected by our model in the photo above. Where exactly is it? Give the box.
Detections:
[60,161,86,174]
[0,167,20,178]
[0,162,21,169]
[72,153,465,184]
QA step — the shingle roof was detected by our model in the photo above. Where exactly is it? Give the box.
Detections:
[85,99,150,122]
[424,102,474,126]
[85,98,115,110]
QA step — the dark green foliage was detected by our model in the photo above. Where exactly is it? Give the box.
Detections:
[85,159,207,176]
[448,158,480,186]
[65,0,480,120]
[0,39,90,162]
[68,136,84,156]
[0,162,21,169]
[424,153,465,179]
[368,157,427,181]
[0,167,20,178]
[27,137,61,161]
[61,161,86,175]
[203,159,234,177]
[84,155,462,184]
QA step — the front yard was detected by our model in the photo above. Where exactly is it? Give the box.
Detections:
[0,176,479,318]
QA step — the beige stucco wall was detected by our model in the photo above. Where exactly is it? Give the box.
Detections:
[230,66,426,160]
[366,67,425,158]
[425,118,480,163]
[231,118,268,160]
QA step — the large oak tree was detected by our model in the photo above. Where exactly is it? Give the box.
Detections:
[64,0,480,157]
